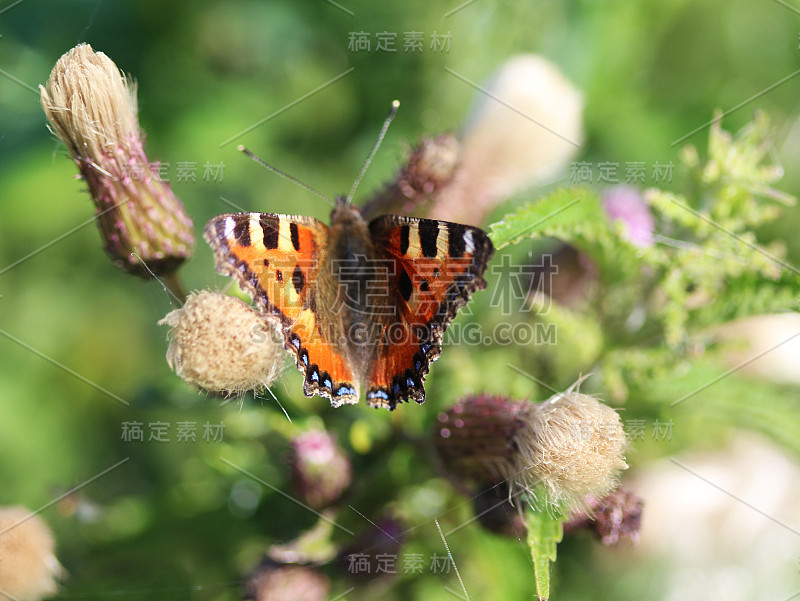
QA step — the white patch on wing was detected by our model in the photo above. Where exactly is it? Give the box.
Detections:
[223,216,236,241]
[464,229,475,254]
[249,215,262,246]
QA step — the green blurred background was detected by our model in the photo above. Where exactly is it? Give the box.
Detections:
[1,1,800,599]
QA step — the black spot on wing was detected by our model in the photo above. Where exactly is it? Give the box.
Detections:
[260,214,279,250]
[276,269,283,283]
[290,222,300,251]
[320,371,333,390]
[448,223,466,258]
[398,268,412,302]
[419,220,439,258]
[400,225,410,256]
[233,215,251,246]
[292,264,305,294]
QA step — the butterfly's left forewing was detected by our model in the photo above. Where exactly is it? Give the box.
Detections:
[203,213,359,406]
[366,215,494,409]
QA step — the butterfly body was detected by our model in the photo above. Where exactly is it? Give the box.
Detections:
[205,197,493,410]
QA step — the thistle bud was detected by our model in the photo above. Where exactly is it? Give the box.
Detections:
[564,488,643,545]
[0,506,62,601]
[40,44,194,277]
[602,185,655,248]
[245,560,329,601]
[159,290,285,395]
[435,385,628,510]
[435,395,530,485]
[288,429,352,509]
[362,134,461,219]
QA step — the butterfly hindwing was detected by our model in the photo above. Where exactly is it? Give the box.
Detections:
[365,215,495,409]
[203,213,359,405]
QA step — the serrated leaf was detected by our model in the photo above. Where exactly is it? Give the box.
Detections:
[489,187,604,249]
[524,505,565,601]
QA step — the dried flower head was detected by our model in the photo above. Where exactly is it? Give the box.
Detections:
[40,44,194,277]
[0,506,62,601]
[245,560,330,601]
[159,290,285,394]
[602,185,655,248]
[289,429,352,509]
[435,383,628,510]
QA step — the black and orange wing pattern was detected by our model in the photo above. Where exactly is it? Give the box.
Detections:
[204,213,359,406]
[366,215,494,409]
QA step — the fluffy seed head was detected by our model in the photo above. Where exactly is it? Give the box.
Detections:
[515,388,628,507]
[159,290,285,394]
[40,43,194,276]
[0,506,62,601]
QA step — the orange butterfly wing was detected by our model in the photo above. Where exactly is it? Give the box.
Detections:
[203,213,359,405]
[366,216,494,409]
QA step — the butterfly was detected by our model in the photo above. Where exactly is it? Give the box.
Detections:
[204,196,494,410]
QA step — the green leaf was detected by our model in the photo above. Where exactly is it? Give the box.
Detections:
[488,187,605,249]
[649,357,800,456]
[524,505,565,601]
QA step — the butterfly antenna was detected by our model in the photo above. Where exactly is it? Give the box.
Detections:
[237,146,335,206]
[346,99,400,204]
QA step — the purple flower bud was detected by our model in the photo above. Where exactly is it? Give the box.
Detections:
[564,488,643,545]
[289,429,352,510]
[435,395,530,485]
[602,185,655,247]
